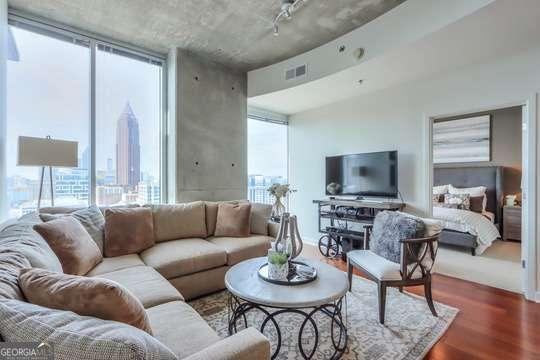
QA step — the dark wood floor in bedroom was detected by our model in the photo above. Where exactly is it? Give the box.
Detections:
[302,245,540,360]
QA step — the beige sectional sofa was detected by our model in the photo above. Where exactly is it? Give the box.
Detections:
[0,201,275,360]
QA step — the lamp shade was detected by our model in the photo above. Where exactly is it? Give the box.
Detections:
[17,136,78,167]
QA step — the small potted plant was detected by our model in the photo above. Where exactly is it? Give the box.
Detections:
[267,250,289,280]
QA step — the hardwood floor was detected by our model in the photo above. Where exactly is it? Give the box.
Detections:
[302,244,540,360]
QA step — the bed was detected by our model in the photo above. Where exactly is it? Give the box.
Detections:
[433,166,503,255]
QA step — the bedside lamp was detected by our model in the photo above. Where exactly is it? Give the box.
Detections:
[17,136,78,208]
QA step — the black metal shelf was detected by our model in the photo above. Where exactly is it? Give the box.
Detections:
[315,198,405,260]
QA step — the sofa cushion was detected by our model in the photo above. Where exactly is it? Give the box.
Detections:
[104,207,155,257]
[214,203,251,238]
[205,202,219,236]
[0,216,63,273]
[94,266,184,308]
[208,235,271,266]
[19,268,152,334]
[250,203,272,235]
[0,299,177,360]
[140,239,227,279]
[0,251,30,300]
[150,202,207,242]
[40,205,106,253]
[33,217,102,276]
[87,254,145,276]
[147,300,219,359]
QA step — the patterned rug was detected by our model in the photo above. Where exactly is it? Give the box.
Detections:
[190,274,458,360]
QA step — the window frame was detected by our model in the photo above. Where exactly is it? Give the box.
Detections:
[7,10,168,205]
[246,108,289,206]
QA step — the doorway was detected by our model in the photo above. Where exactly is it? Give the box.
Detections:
[424,96,537,300]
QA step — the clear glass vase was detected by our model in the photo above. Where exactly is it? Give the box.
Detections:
[271,196,286,221]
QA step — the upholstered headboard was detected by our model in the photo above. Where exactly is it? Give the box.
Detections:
[433,166,503,224]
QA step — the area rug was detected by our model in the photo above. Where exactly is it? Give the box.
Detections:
[190,274,458,360]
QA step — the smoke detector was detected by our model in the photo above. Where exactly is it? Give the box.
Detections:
[273,0,308,36]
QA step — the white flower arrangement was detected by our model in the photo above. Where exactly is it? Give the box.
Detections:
[267,184,295,198]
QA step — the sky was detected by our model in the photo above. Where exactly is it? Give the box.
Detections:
[6,26,161,180]
[6,25,287,182]
[247,119,287,178]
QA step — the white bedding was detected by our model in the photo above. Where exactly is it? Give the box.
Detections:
[432,206,501,255]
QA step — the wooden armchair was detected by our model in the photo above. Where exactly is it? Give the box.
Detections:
[347,224,440,324]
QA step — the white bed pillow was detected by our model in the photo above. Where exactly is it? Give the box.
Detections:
[433,185,449,195]
[448,184,487,197]
[448,184,487,210]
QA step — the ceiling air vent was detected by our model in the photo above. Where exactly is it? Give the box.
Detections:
[285,64,307,80]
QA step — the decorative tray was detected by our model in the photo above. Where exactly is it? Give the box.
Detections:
[258,260,317,286]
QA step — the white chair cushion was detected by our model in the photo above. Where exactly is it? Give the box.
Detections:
[348,250,422,281]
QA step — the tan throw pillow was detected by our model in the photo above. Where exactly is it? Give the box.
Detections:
[33,217,102,276]
[104,208,154,257]
[19,268,152,334]
[214,203,251,237]
[151,202,207,242]
[250,203,272,235]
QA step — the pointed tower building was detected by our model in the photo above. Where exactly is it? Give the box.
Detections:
[116,102,141,188]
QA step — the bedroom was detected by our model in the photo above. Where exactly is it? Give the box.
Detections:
[431,106,523,292]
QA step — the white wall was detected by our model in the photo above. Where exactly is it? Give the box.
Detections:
[289,47,540,286]
[248,0,493,98]
[0,0,7,221]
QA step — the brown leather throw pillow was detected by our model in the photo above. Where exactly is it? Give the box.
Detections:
[19,268,152,334]
[104,207,154,257]
[469,196,484,213]
[214,203,252,237]
[33,217,102,276]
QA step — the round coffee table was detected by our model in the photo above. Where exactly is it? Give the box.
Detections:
[225,257,348,359]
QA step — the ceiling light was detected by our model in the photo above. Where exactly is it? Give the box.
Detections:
[272,0,308,36]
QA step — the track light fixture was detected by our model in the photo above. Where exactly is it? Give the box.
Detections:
[273,0,308,36]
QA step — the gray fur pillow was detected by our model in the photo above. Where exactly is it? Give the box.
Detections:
[370,211,425,263]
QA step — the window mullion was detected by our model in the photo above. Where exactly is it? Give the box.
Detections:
[89,39,96,205]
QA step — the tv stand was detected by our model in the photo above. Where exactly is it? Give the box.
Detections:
[313,198,405,260]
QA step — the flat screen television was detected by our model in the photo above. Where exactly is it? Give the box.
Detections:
[325,150,398,197]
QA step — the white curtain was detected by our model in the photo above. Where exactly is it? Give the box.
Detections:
[0,0,8,221]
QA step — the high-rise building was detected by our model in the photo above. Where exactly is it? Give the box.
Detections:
[137,181,160,204]
[96,185,123,206]
[81,146,90,170]
[55,168,89,201]
[116,102,141,188]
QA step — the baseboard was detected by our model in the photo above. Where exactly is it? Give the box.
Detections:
[534,291,540,303]
[301,236,317,246]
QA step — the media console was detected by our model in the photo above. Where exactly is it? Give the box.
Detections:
[313,198,405,260]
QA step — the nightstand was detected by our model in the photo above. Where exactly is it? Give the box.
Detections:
[503,206,521,241]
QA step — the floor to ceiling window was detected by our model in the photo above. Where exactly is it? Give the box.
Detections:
[6,25,90,217]
[95,46,163,206]
[6,15,165,217]
[247,117,288,204]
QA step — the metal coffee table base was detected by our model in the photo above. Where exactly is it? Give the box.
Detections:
[227,294,347,360]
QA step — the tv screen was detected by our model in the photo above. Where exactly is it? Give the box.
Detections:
[325,151,398,197]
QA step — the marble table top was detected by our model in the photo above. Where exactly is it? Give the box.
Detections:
[225,257,348,308]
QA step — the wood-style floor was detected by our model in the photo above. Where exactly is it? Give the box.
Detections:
[302,245,540,360]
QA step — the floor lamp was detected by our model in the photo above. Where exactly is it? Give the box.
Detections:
[17,136,78,209]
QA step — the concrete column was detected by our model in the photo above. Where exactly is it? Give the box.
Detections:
[0,0,7,220]
[171,49,247,202]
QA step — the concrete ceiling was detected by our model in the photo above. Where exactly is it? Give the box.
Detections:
[249,0,540,114]
[7,0,405,71]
